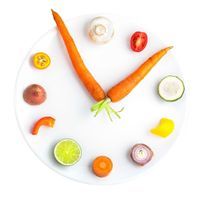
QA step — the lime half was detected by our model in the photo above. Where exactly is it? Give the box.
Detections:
[54,139,82,166]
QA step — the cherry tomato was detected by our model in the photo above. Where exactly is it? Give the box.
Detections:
[130,32,148,52]
[33,52,51,69]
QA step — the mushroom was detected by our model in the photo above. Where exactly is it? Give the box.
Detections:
[88,17,114,44]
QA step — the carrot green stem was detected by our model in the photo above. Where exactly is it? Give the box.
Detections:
[91,98,123,121]
[105,106,113,121]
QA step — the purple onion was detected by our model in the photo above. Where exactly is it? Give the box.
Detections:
[130,144,153,166]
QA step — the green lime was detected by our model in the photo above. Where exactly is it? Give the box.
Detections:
[54,139,82,166]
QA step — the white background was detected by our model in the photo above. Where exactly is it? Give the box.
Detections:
[0,0,199,199]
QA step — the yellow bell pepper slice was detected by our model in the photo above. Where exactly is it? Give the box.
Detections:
[151,118,175,138]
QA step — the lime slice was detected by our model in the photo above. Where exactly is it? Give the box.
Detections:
[54,139,82,166]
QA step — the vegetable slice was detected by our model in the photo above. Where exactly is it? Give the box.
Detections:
[32,116,55,135]
[33,52,51,69]
[88,17,114,44]
[151,118,175,138]
[130,144,153,166]
[158,75,185,102]
[130,32,148,52]
[54,139,82,166]
[92,156,113,177]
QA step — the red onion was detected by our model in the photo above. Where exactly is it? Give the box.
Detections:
[23,84,46,105]
[130,144,153,166]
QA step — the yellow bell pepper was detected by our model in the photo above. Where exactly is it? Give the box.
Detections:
[151,118,175,138]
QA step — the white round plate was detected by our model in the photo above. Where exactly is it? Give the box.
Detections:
[15,14,186,184]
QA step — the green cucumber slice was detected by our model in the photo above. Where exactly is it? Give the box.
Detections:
[158,75,185,102]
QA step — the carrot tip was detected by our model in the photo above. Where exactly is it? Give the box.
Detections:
[168,46,173,49]
[51,9,57,17]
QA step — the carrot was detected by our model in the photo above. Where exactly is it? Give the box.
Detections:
[91,47,173,120]
[51,10,105,102]
[108,46,173,102]
[92,156,113,177]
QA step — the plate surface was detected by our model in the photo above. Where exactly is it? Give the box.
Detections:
[15,14,186,184]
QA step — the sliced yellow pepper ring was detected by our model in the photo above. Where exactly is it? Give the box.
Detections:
[151,118,175,138]
[33,52,51,69]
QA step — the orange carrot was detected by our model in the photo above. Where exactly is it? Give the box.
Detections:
[51,10,105,102]
[91,47,173,120]
[92,156,113,177]
[107,46,173,102]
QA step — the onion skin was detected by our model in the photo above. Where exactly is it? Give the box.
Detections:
[130,144,153,166]
[23,84,46,105]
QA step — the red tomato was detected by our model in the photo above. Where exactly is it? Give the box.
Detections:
[130,32,148,52]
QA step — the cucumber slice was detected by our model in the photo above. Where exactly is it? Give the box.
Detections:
[158,75,185,102]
